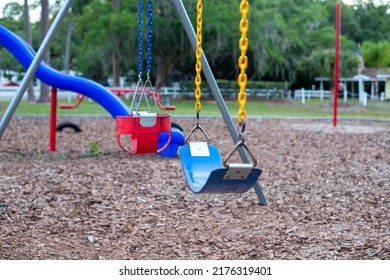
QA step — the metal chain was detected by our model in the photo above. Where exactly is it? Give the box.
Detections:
[137,0,153,80]
[194,0,203,114]
[237,0,249,124]
[224,0,259,168]
[132,0,157,113]
[137,0,143,79]
[184,0,207,142]
[145,0,153,79]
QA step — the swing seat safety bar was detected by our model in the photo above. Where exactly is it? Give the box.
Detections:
[180,143,262,194]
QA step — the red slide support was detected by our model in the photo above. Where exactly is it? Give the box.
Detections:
[50,87,57,151]
[333,2,340,127]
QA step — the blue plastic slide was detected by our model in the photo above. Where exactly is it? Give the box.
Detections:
[0,25,130,118]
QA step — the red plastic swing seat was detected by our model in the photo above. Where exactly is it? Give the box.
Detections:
[116,113,171,154]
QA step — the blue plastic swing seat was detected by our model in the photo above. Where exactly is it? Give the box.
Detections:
[179,143,262,194]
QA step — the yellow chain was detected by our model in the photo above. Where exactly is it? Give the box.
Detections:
[194,0,203,113]
[237,0,249,124]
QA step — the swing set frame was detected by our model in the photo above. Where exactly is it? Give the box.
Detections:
[0,0,268,205]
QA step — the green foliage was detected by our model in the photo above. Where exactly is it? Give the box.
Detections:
[353,1,390,43]
[34,152,41,160]
[0,2,26,76]
[74,0,138,82]
[55,153,67,160]
[298,46,358,81]
[362,41,390,67]
[2,2,24,19]
[1,0,390,89]
[87,141,103,158]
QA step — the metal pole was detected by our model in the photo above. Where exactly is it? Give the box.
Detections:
[50,87,57,152]
[333,1,340,127]
[0,0,74,138]
[172,0,267,205]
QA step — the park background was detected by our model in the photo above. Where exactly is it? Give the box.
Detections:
[1,0,390,262]
[1,0,390,111]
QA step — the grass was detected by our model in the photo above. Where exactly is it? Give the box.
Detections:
[1,97,390,120]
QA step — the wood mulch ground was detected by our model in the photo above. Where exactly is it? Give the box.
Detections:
[0,116,389,260]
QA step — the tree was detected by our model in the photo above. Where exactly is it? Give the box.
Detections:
[12,0,388,92]
[75,0,137,85]
[0,2,25,82]
[247,0,328,83]
[153,0,192,89]
[24,0,35,101]
[361,41,390,68]
[112,0,121,86]
[38,0,50,103]
[353,0,390,42]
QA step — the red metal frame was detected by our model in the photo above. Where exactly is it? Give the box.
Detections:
[333,2,340,127]
[60,88,176,111]
[50,87,57,151]
[60,94,84,109]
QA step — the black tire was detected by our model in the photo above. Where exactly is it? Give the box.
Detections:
[171,122,183,132]
[56,121,82,132]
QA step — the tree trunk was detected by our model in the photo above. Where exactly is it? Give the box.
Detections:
[112,46,121,86]
[24,0,35,102]
[155,60,172,90]
[64,22,75,74]
[112,0,121,86]
[38,0,50,103]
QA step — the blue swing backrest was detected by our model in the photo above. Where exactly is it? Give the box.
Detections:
[180,144,223,193]
[180,143,262,194]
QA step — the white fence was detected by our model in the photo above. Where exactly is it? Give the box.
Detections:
[293,88,385,106]
[159,86,181,99]
[5,85,381,106]
[0,86,182,103]
[0,86,77,102]
[294,89,331,101]
[247,88,288,98]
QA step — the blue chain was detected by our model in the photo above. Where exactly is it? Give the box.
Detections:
[137,0,143,78]
[132,0,156,113]
[137,0,153,80]
[145,0,153,79]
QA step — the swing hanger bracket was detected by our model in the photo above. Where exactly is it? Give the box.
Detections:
[223,140,258,168]
[185,122,211,145]
[139,112,157,127]
[223,121,257,169]
[223,163,254,180]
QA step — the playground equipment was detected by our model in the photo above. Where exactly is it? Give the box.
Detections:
[333,1,341,127]
[56,87,175,134]
[179,0,262,194]
[0,24,184,156]
[0,25,129,118]
[59,88,175,111]
[115,0,172,155]
[173,0,267,204]
[56,87,183,157]
[0,0,267,204]
[158,127,185,158]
